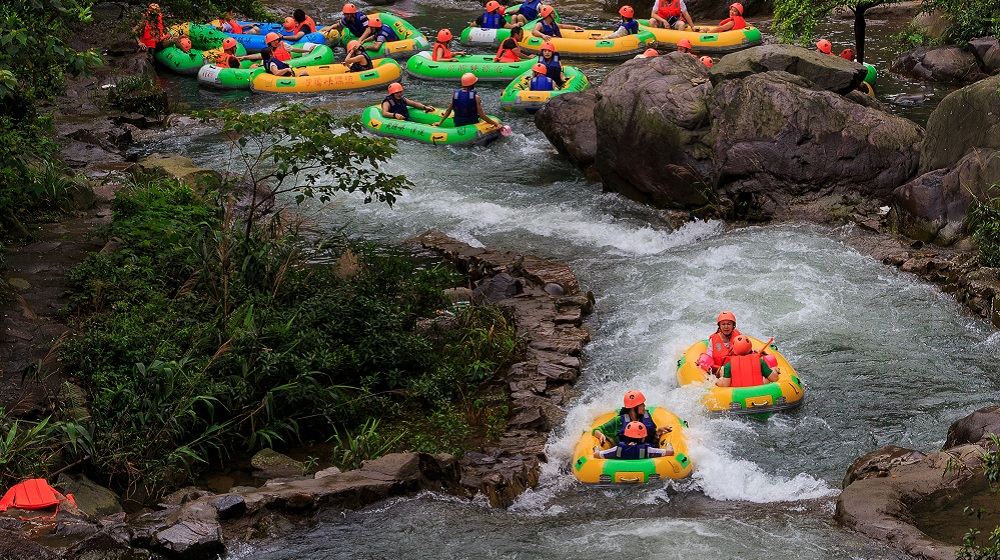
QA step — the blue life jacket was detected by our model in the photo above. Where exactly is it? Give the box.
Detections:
[538,54,563,85]
[621,18,639,34]
[481,11,504,29]
[538,18,561,37]
[519,0,541,20]
[349,50,373,72]
[375,24,398,42]
[343,13,368,36]
[529,75,554,91]
[452,89,478,126]
[383,95,409,120]
[616,411,658,445]
[614,442,654,460]
[263,50,290,73]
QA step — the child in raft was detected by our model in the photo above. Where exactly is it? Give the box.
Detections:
[214,37,242,68]
[343,40,374,72]
[694,2,746,33]
[603,5,640,39]
[435,73,500,129]
[357,15,398,51]
[215,10,259,35]
[528,62,555,91]
[472,1,520,30]
[531,5,583,39]
[237,33,309,76]
[432,29,467,61]
[381,82,435,121]
[536,40,565,87]
[593,421,674,460]
[494,26,527,62]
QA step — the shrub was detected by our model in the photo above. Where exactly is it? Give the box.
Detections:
[925,0,1000,44]
[966,190,1000,268]
[108,74,168,117]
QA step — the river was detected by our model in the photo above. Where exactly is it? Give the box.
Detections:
[144,3,1000,558]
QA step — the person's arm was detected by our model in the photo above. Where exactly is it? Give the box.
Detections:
[239,53,263,61]
[716,20,734,31]
[592,416,621,444]
[603,26,627,39]
[559,23,583,31]
[357,28,373,43]
[381,100,398,119]
[594,446,619,459]
[647,444,674,457]
[681,6,695,28]
[435,102,454,125]
[531,22,548,38]
[715,363,732,386]
[405,98,434,111]
[762,360,780,382]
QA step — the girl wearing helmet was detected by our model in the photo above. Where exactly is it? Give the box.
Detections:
[593,421,674,460]
[537,41,565,87]
[591,390,671,447]
[528,62,555,91]
[432,28,466,61]
[343,39,373,72]
[702,310,742,371]
[697,2,747,32]
[494,26,526,62]
[435,73,499,128]
[321,3,368,37]
[715,335,780,388]
[531,5,583,39]
[603,5,640,39]
[381,82,434,121]
[472,1,516,30]
[649,0,694,31]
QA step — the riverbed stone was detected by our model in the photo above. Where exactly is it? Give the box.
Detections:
[944,404,1000,448]
[710,44,869,94]
[250,448,305,479]
[63,530,154,560]
[891,46,986,84]
[969,36,1000,74]
[314,466,342,479]
[0,529,60,560]
[473,272,521,302]
[56,474,124,518]
[210,494,246,520]
[135,153,222,191]
[921,74,1000,172]
[534,91,597,173]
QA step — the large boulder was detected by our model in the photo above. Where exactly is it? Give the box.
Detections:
[921,74,1000,172]
[710,44,868,94]
[944,404,1000,448]
[710,71,923,216]
[891,149,1000,245]
[969,36,1000,75]
[891,46,986,84]
[592,53,715,208]
[534,91,597,173]
[135,153,222,191]
[910,9,952,40]
[56,474,124,519]
[250,448,305,479]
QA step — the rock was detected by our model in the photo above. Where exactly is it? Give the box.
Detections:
[0,529,60,560]
[6,277,30,290]
[442,287,473,303]
[543,282,564,296]
[534,91,597,172]
[842,445,927,487]
[160,486,213,506]
[593,53,715,208]
[56,474,124,518]
[154,518,223,558]
[250,448,305,479]
[944,404,1000,448]
[520,256,580,294]
[332,248,361,280]
[313,466,342,479]
[891,46,986,84]
[135,153,222,191]
[891,149,1000,245]
[710,44,868,94]
[710,71,923,217]
[211,494,247,520]
[969,36,1000,75]
[473,273,521,302]
[64,530,153,560]
[921,74,1000,172]
[910,9,952,41]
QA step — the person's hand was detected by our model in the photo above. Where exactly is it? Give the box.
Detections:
[432,122,441,127]
[596,431,607,445]
[663,443,674,455]
[423,105,435,112]
[394,113,405,120]
[574,25,583,31]
[656,426,671,436]
[249,63,259,69]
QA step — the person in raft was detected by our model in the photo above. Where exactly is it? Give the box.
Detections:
[505,0,541,27]
[696,310,741,373]
[435,73,500,128]
[356,15,398,50]
[432,29,467,61]
[816,38,833,55]
[135,3,173,51]
[640,48,659,58]
[527,62,555,90]
[593,421,674,460]
[700,55,713,67]
[648,0,695,30]
[494,26,527,62]
[280,10,317,42]
[695,2,746,32]
[343,40,374,71]
[215,37,242,68]
[321,3,368,38]
[472,1,515,30]
[532,5,583,39]
[537,41,565,87]
[715,335,780,388]
[603,5,640,39]
[381,82,434,120]
[592,390,672,447]
[676,38,693,54]
[215,10,258,34]
[238,32,305,73]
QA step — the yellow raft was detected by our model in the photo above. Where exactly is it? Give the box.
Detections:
[250,58,402,93]
[518,29,655,59]
[572,406,693,484]
[676,336,804,414]
[636,22,763,53]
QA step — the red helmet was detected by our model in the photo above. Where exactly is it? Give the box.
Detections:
[839,48,855,60]
[539,5,554,18]
[700,55,713,67]
[368,15,381,27]
[643,48,658,57]
[532,62,547,73]
[618,5,634,18]
[461,72,478,87]
[730,2,744,14]
[486,0,501,12]
[677,38,692,50]
[264,32,282,44]
[222,37,237,50]
[437,28,452,42]
[178,37,193,52]
[623,390,646,408]
[816,39,832,54]
[716,311,736,325]
[623,421,648,440]
[283,16,296,30]
[732,335,753,356]
[342,3,358,14]
[387,82,403,94]
[540,40,556,53]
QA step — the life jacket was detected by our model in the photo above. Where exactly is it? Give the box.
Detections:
[375,24,398,43]
[614,442,653,460]
[494,40,520,62]
[719,15,746,29]
[616,410,657,445]
[383,95,409,119]
[432,41,453,61]
[225,18,243,34]
[729,353,765,388]
[140,15,165,48]
[0,479,76,518]
[266,56,290,73]
[529,75,554,91]
[481,10,504,29]
[518,0,541,20]
[708,328,742,368]
[217,51,240,68]
[538,54,563,85]
[452,89,478,126]
[270,43,291,61]
[538,18,561,37]
[296,15,317,33]
[348,50,373,72]
[620,18,639,34]
[343,13,368,37]
[657,0,683,19]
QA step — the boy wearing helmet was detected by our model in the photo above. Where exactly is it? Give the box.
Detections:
[593,421,674,460]
[536,40,565,87]
[472,1,518,30]
[432,28,466,61]
[591,390,671,447]
[603,5,640,39]
[357,15,398,49]
[697,2,747,32]
[215,37,242,68]
[321,3,368,38]
[649,0,694,31]
[528,62,555,91]
[436,73,499,128]
[716,335,779,388]
[381,82,434,121]
[494,26,526,62]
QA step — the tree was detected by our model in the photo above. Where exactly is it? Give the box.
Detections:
[772,0,905,63]
[198,104,411,240]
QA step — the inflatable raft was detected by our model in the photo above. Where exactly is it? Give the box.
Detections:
[155,23,248,74]
[572,406,693,484]
[225,29,327,53]
[636,22,762,53]
[405,51,535,81]
[676,336,804,414]
[250,58,402,93]
[341,12,429,59]
[360,106,503,146]
[517,29,655,59]
[863,62,877,85]
[500,65,589,110]
[197,43,335,89]
[459,3,557,46]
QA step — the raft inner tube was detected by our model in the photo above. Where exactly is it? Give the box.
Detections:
[197,43,335,89]
[459,3,558,45]
[500,65,589,110]
[341,12,430,59]
[360,105,503,146]
[250,58,402,93]
[517,29,655,59]
[404,51,536,81]
[636,22,762,53]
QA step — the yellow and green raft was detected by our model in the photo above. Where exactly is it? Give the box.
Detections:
[636,22,762,53]
[500,65,589,111]
[341,12,430,59]
[518,28,655,59]
[360,106,503,146]
[573,406,693,484]
[155,23,247,75]
[197,44,335,89]
[676,336,804,414]
[250,58,402,93]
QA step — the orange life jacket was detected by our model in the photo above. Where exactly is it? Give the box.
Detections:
[274,44,291,61]
[140,15,165,48]
[226,18,244,34]
[495,41,519,62]
[719,15,746,29]
[657,0,682,19]
[729,353,765,388]
[0,479,76,516]
[296,15,317,33]
[432,42,453,61]
[709,328,741,368]
[217,51,240,68]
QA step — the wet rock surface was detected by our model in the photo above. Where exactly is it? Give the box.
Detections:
[534,91,598,175]
[891,46,987,84]
[710,44,869,94]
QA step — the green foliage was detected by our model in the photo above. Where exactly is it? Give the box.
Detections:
[892,24,944,47]
[108,74,168,117]
[158,0,272,22]
[966,190,1000,268]
[330,418,404,471]
[925,0,1000,44]
[0,410,93,489]
[956,434,1000,559]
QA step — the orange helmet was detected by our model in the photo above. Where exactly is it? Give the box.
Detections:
[643,48,658,57]
[539,5,555,18]
[222,37,237,50]
[532,62,547,73]
[730,2,744,14]
[618,5,634,18]
[283,16,296,30]
[816,39,832,54]
[716,311,736,325]
[437,28,452,42]
[700,55,713,67]
[839,48,855,61]
[342,2,358,14]
[264,32,282,44]
[624,421,648,440]
[178,37,192,52]
[485,0,501,12]
[623,390,646,408]
[368,15,381,27]
[346,39,360,51]
[461,72,478,87]
[387,82,404,94]
[540,41,556,53]
[732,335,753,356]
[677,38,692,49]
